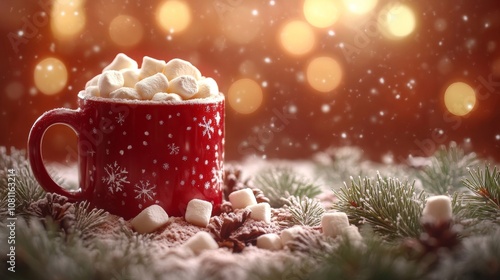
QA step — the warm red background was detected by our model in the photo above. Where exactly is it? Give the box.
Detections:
[1,0,499,164]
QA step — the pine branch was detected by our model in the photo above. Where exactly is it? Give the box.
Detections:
[73,201,109,238]
[417,142,479,194]
[333,174,426,241]
[281,196,325,227]
[310,233,425,280]
[461,165,500,225]
[314,147,366,190]
[0,147,46,217]
[254,167,322,207]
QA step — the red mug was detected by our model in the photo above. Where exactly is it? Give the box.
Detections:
[28,91,224,219]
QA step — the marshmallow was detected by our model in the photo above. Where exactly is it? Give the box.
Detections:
[85,74,101,88]
[422,195,452,224]
[120,68,140,88]
[163,58,202,81]
[103,53,138,72]
[109,87,141,100]
[256,233,283,251]
[185,199,213,227]
[228,189,257,209]
[183,231,218,255]
[135,73,169,100]
[321,212,350,238]
[98,70,124,98]
[192,77,219,99]
[280,226,304,246]
[130,205,169,234]
[139,56,166,79]
[167,75,198,99]
[85,86,100,97]
[248,202,271,224]
[152,92,183,102]
[342,225,363,244]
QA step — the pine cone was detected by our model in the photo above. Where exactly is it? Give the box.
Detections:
[27,193,76,233]
[208,209,251,252]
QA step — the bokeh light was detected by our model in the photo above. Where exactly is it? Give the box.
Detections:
[279,20,316,56]
[303,0,340,28]
[306,56,343,92]
[221,5,263,44]
[51,0,86,40]
[444,82,476,116]
[109,15,143,47]
[378,3,416,39]
[34,57,68,95]
[228,78,263,114]
[343,0,378,15]
[156,0,191,33]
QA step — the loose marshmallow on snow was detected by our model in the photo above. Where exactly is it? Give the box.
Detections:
[152,92,183,102]
[130,205,170,234]
[228,189,257,209]
[183,231,219,255]
[136,73,169,100]
[342,225,363,244]
[167,75,199,99]
[120,68,140,88]
[98,70,124,98]
[280,226,304,246]
[103,53,138,72]
[163,58,202,81]
[422,195,452,224]
[185,199,213,227]
[139,56,167,79]
[256,233,283,251]
[321,212,350,238]
[193,77,219,99]
[110,87,140,100]
[248,202,271,224]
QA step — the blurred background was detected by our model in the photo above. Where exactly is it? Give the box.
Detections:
[1,0,499,164]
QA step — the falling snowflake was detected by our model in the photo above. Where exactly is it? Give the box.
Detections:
[116,113,126,125]
[134,180,157,202]
[102,161,130,194]
[198,116,214,139]
[167,143,180,155]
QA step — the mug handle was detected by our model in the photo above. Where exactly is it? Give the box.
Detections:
[28,108,89,201]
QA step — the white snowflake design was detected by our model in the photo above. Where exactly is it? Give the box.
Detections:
[115,113,126,125]
[167,143,180,155]
[162,163,169,170]
[134,180,157,203]
[198,116,214,139]
[211,160,224,186]
[101,161,130,194]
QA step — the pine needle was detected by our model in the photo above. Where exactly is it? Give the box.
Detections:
[73,201,109,237]
[461,165,500,224]
[417,142,479,194]
[254,167,322,207]
[333,173,426,241]
[281,196,325,227]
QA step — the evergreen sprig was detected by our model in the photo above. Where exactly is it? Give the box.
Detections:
[281,196,325,227]
[417,142,479,194]
[334,174,426,241]
[461,166,500,224]
[73,201,109,238]
[254,167,322,207]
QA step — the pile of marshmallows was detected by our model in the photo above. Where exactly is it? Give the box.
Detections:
[84,53,219,101]
[130,189,363,255]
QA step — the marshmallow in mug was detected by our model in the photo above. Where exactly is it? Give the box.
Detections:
[83,53,219,101]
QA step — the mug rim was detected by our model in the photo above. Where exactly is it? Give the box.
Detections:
[77,90,224,105]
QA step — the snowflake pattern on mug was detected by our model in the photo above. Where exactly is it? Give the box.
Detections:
[134,180,157,202]
[102,161,130,194]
